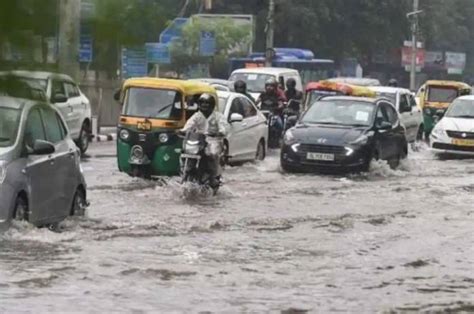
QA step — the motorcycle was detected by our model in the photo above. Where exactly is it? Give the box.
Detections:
[283,99,301,131]
[261,99,283,149]
[179,131,222,195]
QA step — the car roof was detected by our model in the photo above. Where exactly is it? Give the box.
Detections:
[217,91,244,99]
[318,96,377,103]
[231,67,298,75]
[190,78,230,84]
[0,70,73,82]
[456,95,474,101]
[0,96,38,110]
[368,86,412,94]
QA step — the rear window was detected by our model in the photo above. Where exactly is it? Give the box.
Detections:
[427,86,459,103]
[0,77,46,102]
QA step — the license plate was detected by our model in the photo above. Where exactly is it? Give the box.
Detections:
[306,152,335,161]
[137,121,152,131]
[452,139,474,146]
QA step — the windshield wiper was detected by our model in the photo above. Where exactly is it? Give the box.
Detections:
[157,104,173,114]
[449,115,474,119]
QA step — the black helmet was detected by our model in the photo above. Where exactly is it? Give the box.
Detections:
[388,78,398,87]
[198,93,216,117]
[234,80,247,93]
[286,78,296,89]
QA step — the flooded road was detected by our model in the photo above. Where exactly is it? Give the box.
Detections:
[1,142,473,313]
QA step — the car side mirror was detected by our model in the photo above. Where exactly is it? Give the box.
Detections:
[377,121,392,130]
[287,115,298,127]
[31,140,55,155]
[113,89,121,102]
[51,93,68,103]
[229,113,244,123]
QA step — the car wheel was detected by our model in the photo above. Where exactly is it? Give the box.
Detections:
[388,154,401,170]
[70,188,87,216]
[220,141,229,167]
[13,196,28,221]
[256,140,266,161]
[77,122,90,154]
[416,125,424,141]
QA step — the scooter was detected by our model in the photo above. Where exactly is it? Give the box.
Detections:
[179,131,222,195]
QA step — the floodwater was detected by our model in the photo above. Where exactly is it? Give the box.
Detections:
[1,142,473,313]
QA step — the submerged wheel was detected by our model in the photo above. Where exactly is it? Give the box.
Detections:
[220,141,229,166]
[416,125,424,141]
[70,188,87,216]
[77,122,90,154]
[388,154,401,170]
[13,196,28,221]
[256,140,266,161]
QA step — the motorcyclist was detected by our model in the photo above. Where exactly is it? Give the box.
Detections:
[284,78,303,113]
[256,78,287,112]
[181,93,228,187]
[388,78,398,87]
[234,80,255,103]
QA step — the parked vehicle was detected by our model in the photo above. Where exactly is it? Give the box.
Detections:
[179,132,223,195]
[304,80,376,111]
[115,78,217,178]
[189,78,232,92]
[281,96,408,173]
[229,67,303,101]
[0,96,88,228]
[369,86,424,142]
[217,91,268,163]
[416,80,471,138]
[430,95,474,156]
[0,71,92,153]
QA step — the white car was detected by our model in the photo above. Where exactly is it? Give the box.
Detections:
[430,95,474,156]
[369,86,424,142]
[229,67,303,101]
[0,71,92,153]
[217,91,268,163]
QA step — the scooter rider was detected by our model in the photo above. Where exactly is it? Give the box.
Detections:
[256,78,287,129]
[284,78,303,113]
[181,93,228,186]
[234,80,255,103]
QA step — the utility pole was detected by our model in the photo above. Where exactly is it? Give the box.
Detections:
[58,0,80,79]
[409,0,420,91]
[265,0,275,67]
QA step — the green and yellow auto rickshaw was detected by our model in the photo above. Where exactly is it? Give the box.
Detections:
[115,78,218,178]
[417,80,472,137]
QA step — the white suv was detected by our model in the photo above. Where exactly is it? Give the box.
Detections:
[0,71,92,153]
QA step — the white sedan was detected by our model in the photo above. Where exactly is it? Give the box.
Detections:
[430,95,474,156]
[217,91,268,163]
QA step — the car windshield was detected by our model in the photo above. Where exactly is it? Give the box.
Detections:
[0,107,21,147]
[124,88,183,120]
[218,96,228,113]
[229,73,275,93]
[0,77,46,101]
[427,86,459,103]
[374,92,396,104]
[302,100,375,126]
[446,99,474,118]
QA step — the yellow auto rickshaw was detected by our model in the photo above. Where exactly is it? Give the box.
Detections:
[115,78,218,178]
[417,80,472,137]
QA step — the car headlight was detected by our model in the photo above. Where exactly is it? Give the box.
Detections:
[432,127,446,137]
[159,133,169,143]
[349,135,369,145]
[184,143,200,155]
[0,162,6,184]
[284,129,296,144]
[119,129,130,141]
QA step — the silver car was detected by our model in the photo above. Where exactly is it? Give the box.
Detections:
[0,96,88,229]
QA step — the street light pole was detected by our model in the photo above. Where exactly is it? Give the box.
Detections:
[265,0,275,67]
[409,0,419,91]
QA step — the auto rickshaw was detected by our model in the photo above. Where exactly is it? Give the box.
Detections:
[304,80,376,110]
[115,78,218,178]
[417,80,471,137]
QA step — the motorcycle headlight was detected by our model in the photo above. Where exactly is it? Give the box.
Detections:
[119,129,130,141]
[184,143,200,155]
[159,133,169,143]
[349,135,369,146]
[0,162,6,184]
